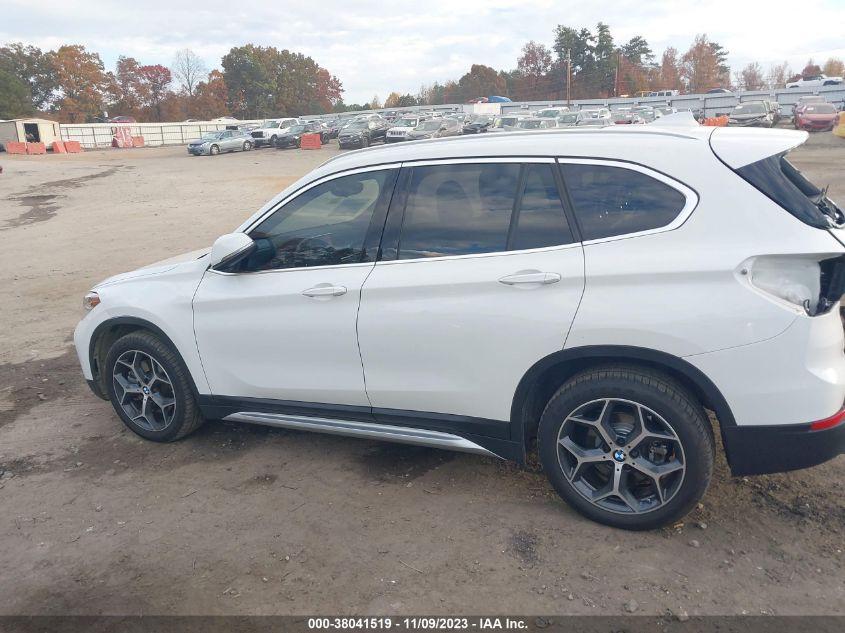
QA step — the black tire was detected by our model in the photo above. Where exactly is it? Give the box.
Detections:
[105,331,205,442]
[537,366,714,530]
[362,135,370,148]
[269,135,277,147]
[209,144,219,156]
[243,140,252,151]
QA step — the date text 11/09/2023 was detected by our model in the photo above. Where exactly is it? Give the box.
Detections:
[307,617,528,630]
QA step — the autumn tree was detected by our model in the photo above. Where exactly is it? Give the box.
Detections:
[656,47,683,91]
[191,69,228,119]
[450,64,506,102]
[396,94,417,107]
[681,34,730,92]
[52,45,110,122]
[172,49,207,97]
[767,62,791,89]
[801,60,822,78]
[383,92,401,108]
[0,43,56,110]
[738,62,764,91]
[110,56,148,117]
[823,58,844,78]
[516,41,552,100]
[138,64,172,120]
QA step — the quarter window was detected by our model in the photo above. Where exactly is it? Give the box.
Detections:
[561,163,687,240]
[245,170,394,271]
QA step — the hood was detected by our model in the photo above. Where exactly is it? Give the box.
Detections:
[189,139,210,145]
[95,247,210,288]
[388,126,414,133]
[731,112,767,120]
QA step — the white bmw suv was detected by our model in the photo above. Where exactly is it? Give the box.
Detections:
[74,116,845,530]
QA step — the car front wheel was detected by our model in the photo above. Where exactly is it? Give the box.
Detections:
[209,144,219,156]
[538,366,714,530]
[243,140,252,151]
[105,331,205,442]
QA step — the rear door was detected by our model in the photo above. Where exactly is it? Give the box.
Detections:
[357,158,585,436]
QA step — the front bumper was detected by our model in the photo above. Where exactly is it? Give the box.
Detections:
[338,137,365,148]
[722,414,845,475]
[798,121,835,131]
[187,146,208,155]
[385,136,408,143]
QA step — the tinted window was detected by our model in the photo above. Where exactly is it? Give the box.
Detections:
[561,164,687,240]
[736,153,842,228]
[246,170,393,271]
[397,164,520,259]
[511,164,572,250]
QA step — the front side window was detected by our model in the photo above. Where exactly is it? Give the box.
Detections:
[395,163,572,260]
[245,170,395,271]
[561,163,687,240]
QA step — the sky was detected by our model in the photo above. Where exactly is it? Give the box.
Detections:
[3,0,845,103]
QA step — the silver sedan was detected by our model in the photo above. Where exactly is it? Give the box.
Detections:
[187,130,254,156]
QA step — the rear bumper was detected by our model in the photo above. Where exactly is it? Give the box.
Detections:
[723,414,845,475]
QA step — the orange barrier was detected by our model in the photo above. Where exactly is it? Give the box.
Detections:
[300,133,322,149]
[112,127,134,148]
[64,141,82,153]
[701,115,729,127]
[52,141,67,153]
[834,112,845,139]
[131,136,145,147]
[4,141,27,154]
[26,142,47,154]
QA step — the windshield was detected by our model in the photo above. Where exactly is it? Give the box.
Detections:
[417,121,442,131]
[395,118,418,127]
[470,115,491,124]
[516,120,544,129]
[346,121,368,130]
[611,112,632,121]
[733,103,766,115]
[536,109,559,118]
[201,132,224,140]
[287,125,306,133]
[260,120,279,128]
[805,104,836,114]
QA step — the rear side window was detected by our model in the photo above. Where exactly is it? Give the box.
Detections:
[395,163,573,260]
[735,153,843,229]
[560,163,687,240]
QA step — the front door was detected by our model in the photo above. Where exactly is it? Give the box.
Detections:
[357,159,585,434]
[193,167,398,408]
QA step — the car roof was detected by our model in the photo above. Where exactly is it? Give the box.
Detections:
[235,121,808,232]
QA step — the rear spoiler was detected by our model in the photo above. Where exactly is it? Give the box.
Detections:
[710,127,808,169]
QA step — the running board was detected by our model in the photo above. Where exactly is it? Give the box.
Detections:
[223,411,498,457]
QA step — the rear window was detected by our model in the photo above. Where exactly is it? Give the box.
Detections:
[560,164,688,240]
[735,153,843,228]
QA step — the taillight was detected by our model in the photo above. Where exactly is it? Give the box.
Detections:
[740,254,845,316]
[810,407,845,431]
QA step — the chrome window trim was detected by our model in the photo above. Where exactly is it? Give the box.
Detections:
[556,157,699,245]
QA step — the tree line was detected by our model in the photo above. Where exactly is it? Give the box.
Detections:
[0,43,343,122]
[373,26,844,109]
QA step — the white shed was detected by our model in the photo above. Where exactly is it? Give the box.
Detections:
[0,118,62,146]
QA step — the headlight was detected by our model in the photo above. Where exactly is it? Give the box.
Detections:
[83,291,100,311]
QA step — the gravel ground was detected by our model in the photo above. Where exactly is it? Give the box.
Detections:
[0,133,843,616]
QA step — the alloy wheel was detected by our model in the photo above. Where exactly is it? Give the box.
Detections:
[556,398,685,514]
[112,350,177,432]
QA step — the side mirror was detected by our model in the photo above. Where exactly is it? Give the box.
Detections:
[209,232,256,270]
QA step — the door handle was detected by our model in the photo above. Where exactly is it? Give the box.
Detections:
[302,284,347,297]
[498,271,561,286]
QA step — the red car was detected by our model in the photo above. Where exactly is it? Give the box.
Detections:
[794,103,838,131]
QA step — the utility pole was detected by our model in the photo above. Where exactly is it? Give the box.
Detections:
[566,49,572,106]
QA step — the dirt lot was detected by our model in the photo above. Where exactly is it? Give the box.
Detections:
[1,133,844,617]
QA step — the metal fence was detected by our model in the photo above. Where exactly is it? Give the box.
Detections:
[58,84,845,149]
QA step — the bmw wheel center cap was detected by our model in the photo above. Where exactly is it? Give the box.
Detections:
[613,449,626,463]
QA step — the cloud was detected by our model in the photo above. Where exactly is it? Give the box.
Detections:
[1,0,843,102]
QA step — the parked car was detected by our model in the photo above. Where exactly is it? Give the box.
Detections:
[794,102,839,131]
[705,88,733,94]
[655,106,678,117]
[462,115,494,134]
[488,114,531,132]
[187,130,253,155]
[108,116,136,123]
[576,108,612,126]
[786,75,843,89]
[337,119,390,148]
[555,112,581,127]
[274,122,329,148]
[535,107,570,119]
[250,119,299,148]
[514,117,557,130]
[792,95,826,119]
[739,99,781,125]
[406,118,463,140]
[386,116,428,143]
[612,111,645,125]
[631,106,660,123]
[728,102,774,128]
[76,124,845,531]
[648,90,680,97]
[211,116,239,122]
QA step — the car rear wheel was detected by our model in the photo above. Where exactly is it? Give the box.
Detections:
[537,366,714,530]
[105,331,205,442]
[209,144,219,156]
